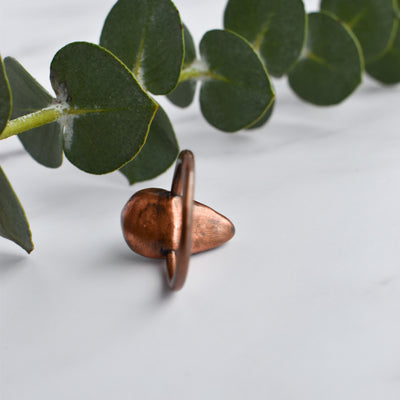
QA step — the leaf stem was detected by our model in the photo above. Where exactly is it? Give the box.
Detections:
[179,60,228,83]
[0,106,65,140]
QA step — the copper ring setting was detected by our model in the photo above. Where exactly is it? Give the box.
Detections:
[121,150,235,291]
[165,149,194,289]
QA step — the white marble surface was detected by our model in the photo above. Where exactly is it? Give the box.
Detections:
[1,1,400,399]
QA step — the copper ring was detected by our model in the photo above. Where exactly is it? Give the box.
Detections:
[121,149,235,291]
[166,150,195,290]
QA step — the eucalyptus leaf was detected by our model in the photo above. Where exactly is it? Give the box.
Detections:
[4,57,62,168]
[0,166,33,253]
[199,30,274,132]
[167,80,197,109]
[100,0,184,95]
[167,24,197,108]
[320,0,399,63]
[50,42,158,175]
[120,105,179,184]
[247,100,275,130]
[288,12,363,106]
[0,56,11,134]
[181,24,197,67]
[366,23,400,84]
[224,0,306,77]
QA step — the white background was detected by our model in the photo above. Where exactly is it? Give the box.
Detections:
[1,1,400,399]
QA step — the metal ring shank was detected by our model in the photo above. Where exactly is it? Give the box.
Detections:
[166,150,195,290]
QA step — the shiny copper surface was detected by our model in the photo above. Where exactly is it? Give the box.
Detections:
[166,150,194,290]
[121,150,235,291]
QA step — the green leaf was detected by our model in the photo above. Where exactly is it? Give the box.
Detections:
[100,0,184,95]
[247,100,275,130]
[167,24,198,108]
[366,23,400,84]
[224,0,306,77]
[4,57,63,168]
[167,80,197,109]
[50,42,158,175]
[0,55,11,133]
[199,29,274,132]
[181,24,197,66]
[120,105,179,184]
[320,0,399,63]
[0,166,33,253]
[288,12,363,106]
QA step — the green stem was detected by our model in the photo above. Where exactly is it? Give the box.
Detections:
[0,106,64,140]
[179,66,228,83]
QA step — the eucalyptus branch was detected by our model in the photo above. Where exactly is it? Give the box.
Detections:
[0,106,63,140]
[178,67,223,83]
[178,60,228,83]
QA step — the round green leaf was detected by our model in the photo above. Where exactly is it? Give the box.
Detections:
[224,0,306,77]
[167,80,197,109]
[167,24,197,108]
[120,105,179,184]
[247,100,275,130]
[0,55,11,133]
[50,42,157,175]
[4,57,63,168]
[0,166,33,253]
[100,0,184,95]
[366,23,400,84]
[321,0,399,63]
[288,12,363,106]
[181,24,196,66]
[199,30,274,132]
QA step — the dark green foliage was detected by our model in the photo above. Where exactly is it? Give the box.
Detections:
[120,105,179,184]
[199,30,274,132]
[321,0,399,63]
[247,101,275,130]
[50,42,157,175]
[0,56,11,133]
[100,0,184,95]
[224,0,306,77]
[0,167,33,253]
[288,12,363,105]
[4,57,63,168]
[367,24,400,84]
[167,24,198,108]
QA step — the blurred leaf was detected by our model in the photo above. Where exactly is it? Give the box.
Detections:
[120,105,179,184]
[247,100,275,130]
[321,0,399,63]
[4,57,63,168]
[100,0,183,95]
[167,80,197,109]
[0,55,11,133]
[0,167,33,253]
[167,24,198,108]
[199,30,274,132]
[366,23,400,84]
[50,42,157,175]
[181,24,197,65]
[224,0,306,77]
[288,12,363,105]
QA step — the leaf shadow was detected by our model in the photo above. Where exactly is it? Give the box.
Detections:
[0,148,26,163]
[0,251,28,276]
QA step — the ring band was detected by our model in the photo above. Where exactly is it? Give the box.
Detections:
[166,150,195,290]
